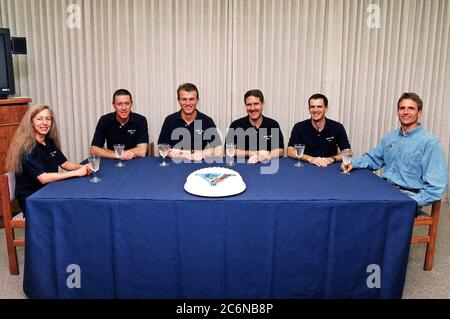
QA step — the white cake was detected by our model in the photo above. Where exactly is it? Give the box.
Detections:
[184,167,246,197]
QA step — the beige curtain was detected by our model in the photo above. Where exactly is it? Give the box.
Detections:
[1,0,449,200]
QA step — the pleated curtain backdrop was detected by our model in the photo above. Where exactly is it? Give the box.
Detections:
[1,0,449,200]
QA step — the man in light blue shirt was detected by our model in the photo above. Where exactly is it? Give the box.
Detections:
[342,93,448,207]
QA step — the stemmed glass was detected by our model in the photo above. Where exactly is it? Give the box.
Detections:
[294,144,305,167]
[158,143,170,167]
[88,156,101,183]
[225,143,236,166]
[341,149,352,174]
[114,144,125,167]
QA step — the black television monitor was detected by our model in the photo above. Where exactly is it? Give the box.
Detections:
[0,28,15,99]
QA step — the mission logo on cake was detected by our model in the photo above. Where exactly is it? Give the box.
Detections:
[184,167,246,197]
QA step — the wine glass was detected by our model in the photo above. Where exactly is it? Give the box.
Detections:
[294,144,305,167]
[88,156,101,183]
[114,144,125,167]
[341,149,352,174]
[225,143,236,166]
[158,143,170,167]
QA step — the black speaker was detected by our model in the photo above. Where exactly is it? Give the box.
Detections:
[11,37,27,54]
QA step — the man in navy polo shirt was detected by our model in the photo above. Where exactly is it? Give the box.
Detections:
[90,89,149,160]
[225,89,284,164]
[288,93,351,167]
[157,83,222,161]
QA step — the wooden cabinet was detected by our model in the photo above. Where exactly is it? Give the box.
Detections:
[0,98,31,173]
[0,97,31,227]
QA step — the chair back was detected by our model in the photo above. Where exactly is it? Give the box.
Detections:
[149,142,155,157]
[6,171,15,202]
[1,172,24,275]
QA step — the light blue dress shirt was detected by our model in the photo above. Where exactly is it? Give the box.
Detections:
[352,124,448,206]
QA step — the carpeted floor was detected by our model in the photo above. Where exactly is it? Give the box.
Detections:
[1,203,449,299]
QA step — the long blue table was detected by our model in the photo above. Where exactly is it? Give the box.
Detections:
[23,157,416,298]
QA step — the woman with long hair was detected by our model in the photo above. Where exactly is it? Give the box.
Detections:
[5,104,91,214]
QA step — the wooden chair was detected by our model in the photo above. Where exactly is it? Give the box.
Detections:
[1,172,25,275]
[149,142,155,157]
[411,200,441,271]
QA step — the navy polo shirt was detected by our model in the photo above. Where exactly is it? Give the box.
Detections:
[91,112,149,151]
[225,116,284,152]
[15,138,67,204]
[288,118,351,157]
[157,110,222,150]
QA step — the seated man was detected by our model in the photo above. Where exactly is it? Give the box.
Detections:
[158,83,222,161]
[288,93,351,167]
[225,89,284,164]
[91,89,149,159]
[342,92,448,208]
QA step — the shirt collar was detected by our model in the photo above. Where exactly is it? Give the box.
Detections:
[36,136,52,149]
[309,117,328,133]
[247,115,265,128]
[115,112,135,126]
[399,123,423,137]
[176,110,200,123]
[175,110,183,120]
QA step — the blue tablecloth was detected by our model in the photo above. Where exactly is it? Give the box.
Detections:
[23,157,416,298]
